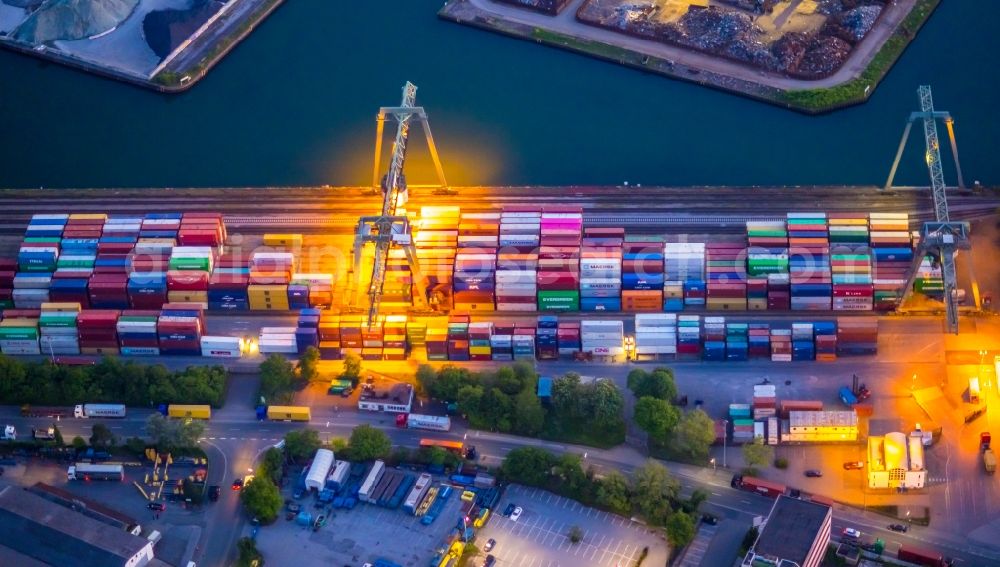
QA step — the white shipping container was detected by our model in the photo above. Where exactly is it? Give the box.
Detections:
[635,346,677,354]
[496,303,537,312]
[32,214,70,221]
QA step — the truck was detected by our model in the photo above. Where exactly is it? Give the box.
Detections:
[969,376,981,404]
[258,405,311,422]
[158,404,211,420]
[21,405,70,418]
[403,473,432,514]
[67,463,124,481]
[1,425,15,441]
[732,474,786,499]
[838,386,858,407]
[74,404,126,419]
[396,413,451,432]
[982,432,996,474]
[897,544,949,567]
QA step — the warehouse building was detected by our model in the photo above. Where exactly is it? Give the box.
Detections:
[743,495,832,567]
[867,431,927,489]
[0,485,155,567]
[781,410,858,442]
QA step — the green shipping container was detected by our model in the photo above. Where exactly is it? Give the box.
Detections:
[168,257,211,271]
[537,291,579,311]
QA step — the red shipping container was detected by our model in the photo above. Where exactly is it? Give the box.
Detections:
[3,309,40,319]
[167,271,209,291]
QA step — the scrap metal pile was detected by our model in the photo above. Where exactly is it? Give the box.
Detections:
[493,0,574,16]
[577,0,887,79]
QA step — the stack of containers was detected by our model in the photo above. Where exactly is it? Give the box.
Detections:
[170,247,215,272]
[158,303,203,355]
[634,314,677,360]
[537,209,582,312]
[729,404,754,444]
[77,310,119,355]
[496,206,541,312]
[677,315,701,357]
[828,214,874,311]
[38,303,80,355]
[208,272,249,312]
[117,311,160,356]
[140,213,182,240]
[752,383,777,420]
[791,322,814,361]
[63,214,106,242]
[468,321,493,361]
[664,242,705,310]
[318,312,342,360]
[128,271,168,309]
[836,317,878,355]
[535,315,558,360]
[767,273,790,310]
[557,320,581,356]
[746,221,788,312]
[382,315,407,361]
[0,315,40,355]
[415,206,460,311]
[813,321,837,361]
[13,273,51,308]
[377,248,412,311]
[425,322,449,361]
[167,270,209,307]
[770,327,792,362]
[621,238,664,312]
[914,256,944,298]
[200,336,242,358]
[0,259,14,309]
[705,243,746,310]
[490,331,513,361]
[404,320,425,359]
[869,213,912,311]
[748,323,770,357]
[787,213,831,311]
[248,251,292,311]
[725,322,748,361]
[258,327,297,354]
[88,273,128,308]
[447,314,470,361]
[513,323,536,360]
[295,308,320,355]
[361,319,384,361]
[178,212,226,248]
[453,243,496,313]
[581,320,623,358]
[291,273,334,309]
[702,316,726,361]
[580,228,623,312]
[100,218,141,280]
[338,315,364,358]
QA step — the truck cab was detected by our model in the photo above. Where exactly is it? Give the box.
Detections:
[74,405,85,418]
[1,425,15,441]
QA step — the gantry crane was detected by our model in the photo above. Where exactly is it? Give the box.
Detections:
[886,86,972,334]
[349,82,449,326]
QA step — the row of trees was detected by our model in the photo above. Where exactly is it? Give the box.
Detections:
[628,368,716,461]
[416,362,625,446]
[0,355,227,407]
[500,447,702,548]
[257,348,320,404]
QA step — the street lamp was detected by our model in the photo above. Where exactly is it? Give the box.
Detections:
[710,458,716,472]
[722,419,728,468]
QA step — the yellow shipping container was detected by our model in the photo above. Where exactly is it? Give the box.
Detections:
[168,405,211,419]
[248,284,287,297]
[40,302,82,313]
[453,302,495,313]
[69,213,108,220]
[469,346,491,355]
[267,406,310,422]
[263,234,304,247]
[167,291,208,303]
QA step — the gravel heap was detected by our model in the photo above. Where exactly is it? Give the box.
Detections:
[13,0,139,44]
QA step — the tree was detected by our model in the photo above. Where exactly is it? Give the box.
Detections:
[500,447,554,486]
[665,511,697,548]
[551,372,582,419]
[480,387,514,432]
[236,537,263,567]
[261,447,284,485]
[633,397,680,439]
[71,436,88,452]
[348,425,392,461]
[568,525,584,544]
[283,429,321,463]
[512,387,545,436]
[595,471,632,515]
[341,351,362,383]
[682,488,709,514]
[742,437,774,472]
[671,409,717,460]
[240,476,282,524]
[90,423,117,449]
[627,367,678,401]
[455,385,484,421]
[297,346,320,384]
[496,367,522,395]
[258,354,295,403]
[632,460,679,525]
[582,379,624,429]
[145,414,204,449]
[51,424,64,446]
[415,364,438,396]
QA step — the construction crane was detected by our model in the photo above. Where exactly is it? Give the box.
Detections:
[886,86,972,334]
[349,82,449,326]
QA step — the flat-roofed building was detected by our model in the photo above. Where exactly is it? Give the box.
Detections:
[742,495,832,567]
[867,431,927,489]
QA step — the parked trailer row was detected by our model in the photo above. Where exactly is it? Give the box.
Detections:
[387,474,416,509]
[403,473,433,515]
[358,460,385,503]
[20,404,126,418]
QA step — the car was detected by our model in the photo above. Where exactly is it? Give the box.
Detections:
[483,555,496,567]
[805,469,823,478]
[231,478,244,491]
[888,523,908,533]
[843,528,862,539]
[510,506,523,522]
[313,514,326,531]
[701,514,718,525]
[146,502,166,511]
[503,503,516,517]
[483,538,496,552]
[208,485,220,501]
[293,488,305,500]
[843,461,864,470]
[287,502,301,513]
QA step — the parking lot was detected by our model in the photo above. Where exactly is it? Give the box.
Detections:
[478,484,669,567]
[254,474,465,567]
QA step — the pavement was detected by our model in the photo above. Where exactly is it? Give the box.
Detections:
[461,0,920,91]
